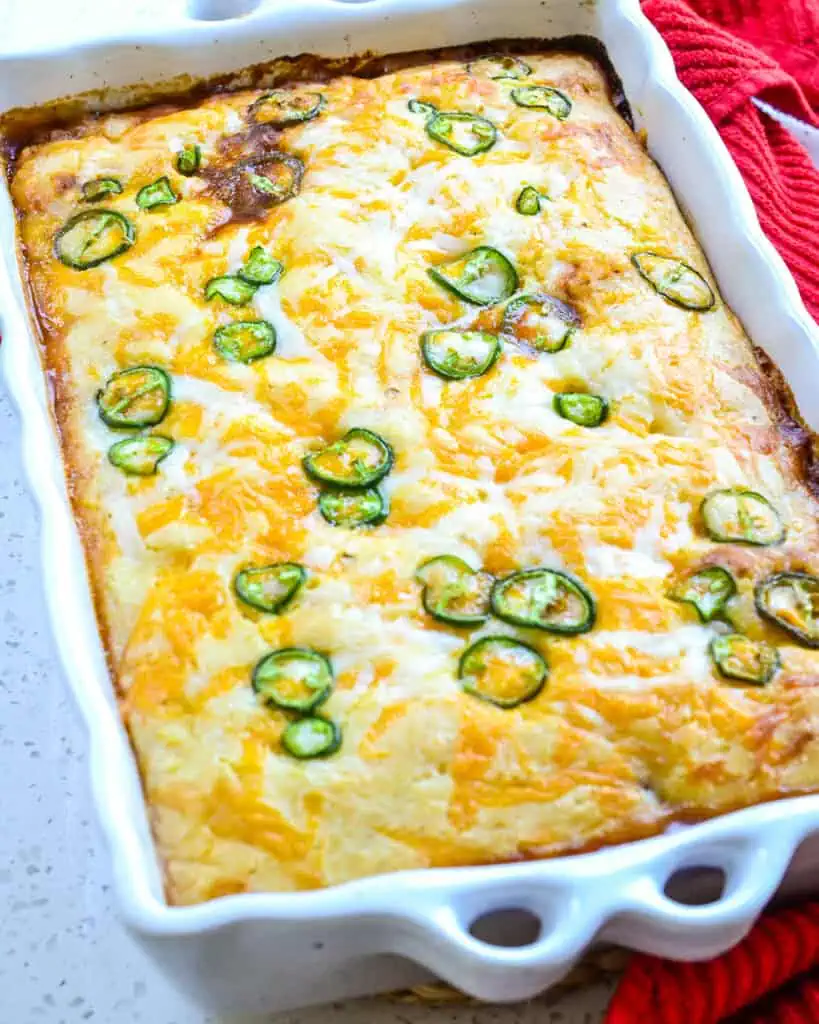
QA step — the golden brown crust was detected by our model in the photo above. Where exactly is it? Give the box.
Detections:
[9,45,819,904]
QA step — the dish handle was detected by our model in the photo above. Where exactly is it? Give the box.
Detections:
[369,809,811,1003]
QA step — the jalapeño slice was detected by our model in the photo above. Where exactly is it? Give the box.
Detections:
[213,320,277,363]
[459,636,548,708]
[467,55,532,80]
[710,633,780,685]
[670,566,736,622]
[136,176,178,210]
[421,329,501,380]
[511,85,572,119]
[304,429,393,488]
[234,562,306,613]
[700,488,784,546]
[204,275,258,305]
[426,112,497,156]
[491,568,595,634]
[515,186,542,215]
[755,572,819,648]
[553,392,608,427]
[503,293,579,353]
[318,487,387,528]
[250,90,325,126]
[408,99,437,117]
[55,210,135,270]
[631,252,715,312]
[282,716,341,759]
[253,647,333,713]
[97,366,171,428]
[81,177,123,202]
[429,246,518,306]
[415,555,493,626]
[176,144,202,176]
[239,246,283,286]
[107,435,174,476]
[244,153,303,204]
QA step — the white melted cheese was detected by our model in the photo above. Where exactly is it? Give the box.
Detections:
[17,49,818,902]
[252,285,322,361]
[172,374,280,424]
[225,226,252,272]
[583,543,671,580]
[586,625,718,690]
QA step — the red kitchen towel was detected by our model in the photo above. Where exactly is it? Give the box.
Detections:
[639,0,819,323]
[605,901,819,1022]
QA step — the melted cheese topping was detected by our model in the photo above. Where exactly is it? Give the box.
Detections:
[12,52,819,904]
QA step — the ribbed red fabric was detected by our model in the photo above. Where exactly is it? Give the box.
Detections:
[605,902,819,1022]
[743,970,819,1024]
[640,0,819,323]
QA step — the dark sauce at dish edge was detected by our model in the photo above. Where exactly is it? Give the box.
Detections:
[0,36,632,177]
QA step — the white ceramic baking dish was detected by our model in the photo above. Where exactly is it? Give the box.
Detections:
[3,0,819,1014]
